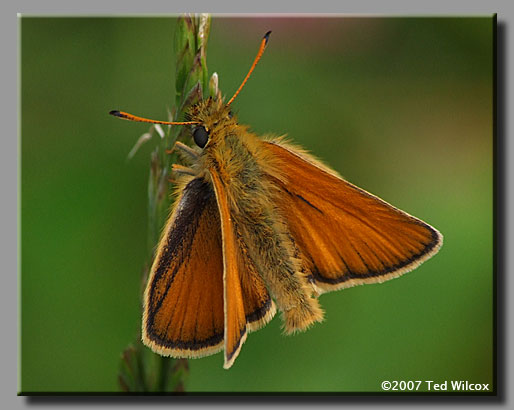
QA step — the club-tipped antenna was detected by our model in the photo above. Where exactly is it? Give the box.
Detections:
[226,31,271,107]
[109,110,200,126]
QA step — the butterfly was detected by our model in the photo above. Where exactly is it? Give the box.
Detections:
[111,31,443,369]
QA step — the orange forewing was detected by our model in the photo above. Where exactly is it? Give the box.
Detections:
[209,172,248,369]
[264,140,442,293]
[143,178,225,358]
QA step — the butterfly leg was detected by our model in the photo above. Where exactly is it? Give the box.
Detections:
[171,163,196,176]
[174,141,200,160]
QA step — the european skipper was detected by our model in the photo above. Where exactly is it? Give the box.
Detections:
[111,32,443,369]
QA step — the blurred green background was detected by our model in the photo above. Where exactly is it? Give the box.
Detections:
[21,16,493,393]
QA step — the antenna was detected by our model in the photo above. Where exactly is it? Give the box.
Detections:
[226,31,271,107]
[109,110,200,125]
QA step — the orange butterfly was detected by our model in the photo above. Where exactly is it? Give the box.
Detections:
[111,31,443,369]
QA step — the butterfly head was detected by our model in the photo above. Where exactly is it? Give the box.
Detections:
[186,97,237,149]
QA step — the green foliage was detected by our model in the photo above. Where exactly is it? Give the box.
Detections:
[118,343,188,393]
[174,14,211,113]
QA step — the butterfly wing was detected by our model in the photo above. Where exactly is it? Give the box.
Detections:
[143,177,225,358]
[264,139,443,294]
[143,174,275,367]
[209,171,276,369]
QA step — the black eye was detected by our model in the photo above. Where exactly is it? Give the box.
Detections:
[193,126,209,148]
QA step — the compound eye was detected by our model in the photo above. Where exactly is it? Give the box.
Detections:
[193,126,209,148]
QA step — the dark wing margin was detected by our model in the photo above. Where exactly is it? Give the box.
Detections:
[142,177,225,358]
